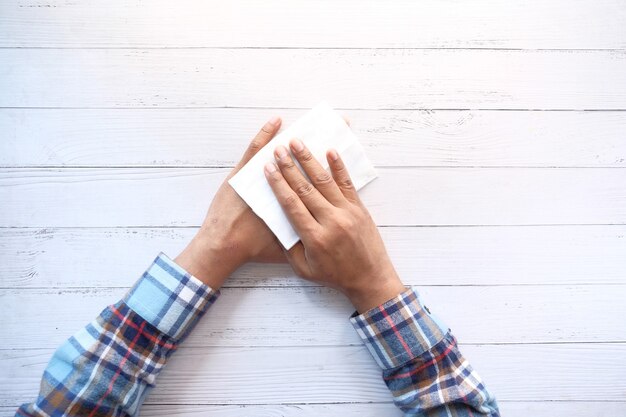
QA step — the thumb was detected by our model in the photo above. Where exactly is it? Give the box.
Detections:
[237,116,282,169]
[283,241,312,279]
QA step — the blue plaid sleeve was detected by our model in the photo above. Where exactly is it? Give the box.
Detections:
[350,287,500,416]
[16,253,219,417]
[124,252,219,341]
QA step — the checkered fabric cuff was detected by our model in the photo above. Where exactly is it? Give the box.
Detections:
[124,252,220,341]
[350,287,449,370]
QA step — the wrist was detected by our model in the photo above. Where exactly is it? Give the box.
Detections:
[174,234,242,289]
[345,266,406,314]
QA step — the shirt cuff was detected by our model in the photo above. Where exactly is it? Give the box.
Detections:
[349,287,449,370]
[123,252,220,341]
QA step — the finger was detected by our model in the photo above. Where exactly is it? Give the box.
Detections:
[342,115,351,127]
[264,161,318,236]
[327,149,361,204]
[289,138,345,206]
[283,241,313,279]
[237,116,282,169]
[274,145,333,218]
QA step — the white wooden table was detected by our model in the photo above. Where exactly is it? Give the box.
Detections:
[1,1,626,415]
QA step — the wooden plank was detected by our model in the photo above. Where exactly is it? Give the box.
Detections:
[97,402,626,417]
[1,344,624,405]
[1,0,625,49]
[1,402,624,417]
[2,49,626,110]
[1,285,624,349]
[1,168,625,228]
[3,226,625,288]
[136,402,626,417]
[500,402,626,416]
[2,108,626,168]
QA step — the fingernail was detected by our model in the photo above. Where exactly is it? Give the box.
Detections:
[291,138,304,152]
[268,116,281,126]
[275,145,288,159]
[264,162,277,174]
[328,149,339,161]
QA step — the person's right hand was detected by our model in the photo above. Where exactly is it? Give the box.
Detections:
[264,138,406,313]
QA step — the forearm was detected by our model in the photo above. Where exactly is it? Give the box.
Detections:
[351,288,499,416]
[175,232,242,289]
[16,253,219,417]
[15,116,288,417]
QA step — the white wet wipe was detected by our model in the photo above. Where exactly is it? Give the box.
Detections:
[229,102,377,249]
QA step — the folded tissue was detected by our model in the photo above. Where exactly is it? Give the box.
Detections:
[228,102,377,249]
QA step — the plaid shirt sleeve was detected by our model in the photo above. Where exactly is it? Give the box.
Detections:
[16,253,219,417]
[350,287,500,416]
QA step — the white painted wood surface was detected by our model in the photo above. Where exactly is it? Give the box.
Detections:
[3,49,626,110]
[1,0,625,49]
[1,285,625,349]
[2,344,625,404]
[3,168,626,227]
[1,0,625,415]
[2,226,625,287]
[3,109,626,167]
[0,403,624,417]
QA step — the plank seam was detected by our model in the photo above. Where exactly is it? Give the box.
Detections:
[0,46,625,52]
[3,107,626,111]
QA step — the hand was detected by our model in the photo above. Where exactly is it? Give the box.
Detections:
[264,138,406,313]
[176,117,287,288]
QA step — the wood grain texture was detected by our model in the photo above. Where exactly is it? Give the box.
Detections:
[2,167,625,227]
[127,402,626,417]
[2,49,626,110]
[1,402,624,417]
[1,0,625,49]
[3,226,625,288]
[2,108,626,167]
[3,0,624,413]
[1,285,624,349]
[2,344,625,406]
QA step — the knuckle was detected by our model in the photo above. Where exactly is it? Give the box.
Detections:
[295,181,314,197]
[281,159,296,170]
[339,177,354,189]
[248,140,263,154]
[248,140,262,153]
[299,150,314,162]
[336,216,355,231]
[333,162,346,172]
[267,171,280,182]
[314,171,333,185]
[283,194,299,208]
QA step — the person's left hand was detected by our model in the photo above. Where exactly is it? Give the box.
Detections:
[175,117,286,288]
